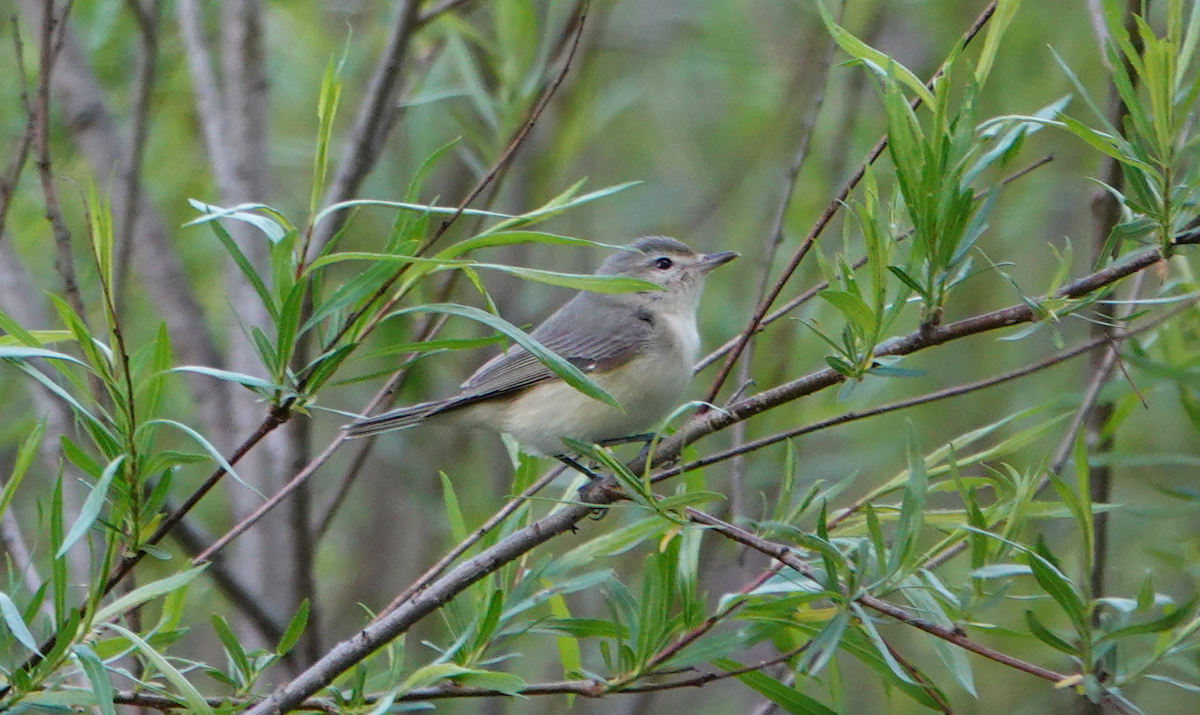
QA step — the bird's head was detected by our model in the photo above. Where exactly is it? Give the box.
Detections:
[598,236,738,314]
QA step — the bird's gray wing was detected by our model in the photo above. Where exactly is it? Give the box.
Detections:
[455,293,654,403]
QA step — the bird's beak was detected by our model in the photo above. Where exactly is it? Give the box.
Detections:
[698,251,739,272]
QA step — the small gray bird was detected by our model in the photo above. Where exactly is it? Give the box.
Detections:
[344,236,737,458]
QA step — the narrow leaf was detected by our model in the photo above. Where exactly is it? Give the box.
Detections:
[58,455,126,558]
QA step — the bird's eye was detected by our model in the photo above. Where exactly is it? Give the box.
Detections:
[654,257,674,270]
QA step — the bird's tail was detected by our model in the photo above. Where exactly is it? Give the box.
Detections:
[342,402,442,438]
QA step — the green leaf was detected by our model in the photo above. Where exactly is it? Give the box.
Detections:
[102,622,215,715]
[170,365,282,394]
[0,421,44,519]
[187,211,276,319]
[438,231,623,259]
[820,290,877,335]
[58,455,125,559]
[888,265,927,296]
[546,592,583,680]
[971,563,1032,579]
[1024,610,1078,655]
[212,614,251,679]
[73,644,116,715]
[390,303,621,411]
[814,2,934,106]
[277,599,310,656]
[313,198,513,231]
[186,199,290,244]
[476,264,659,293]
[1025,549,1088,635]
[553,519,664,573]
[94,567,207,623]
[0,346,91,368]
[485,181,641,233]
[309,57,343,219]
[1100,599,1197,643]
[451,669,528,696]
[850,603,915,684]
[0,591,40,653]
[0,329,73,347]
[140,420,251,494]
[714,657,838,715]
[973,0,1022,84]
[441,472,468,545]
[888,426,927,576]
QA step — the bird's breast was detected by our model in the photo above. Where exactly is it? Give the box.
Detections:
[496,316,699,456]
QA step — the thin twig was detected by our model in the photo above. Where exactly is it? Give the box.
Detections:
[670,329,1118,486]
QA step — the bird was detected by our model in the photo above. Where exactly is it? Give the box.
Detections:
[344,236,737,465]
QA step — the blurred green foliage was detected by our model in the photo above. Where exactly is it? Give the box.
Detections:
[3,0,1200,714]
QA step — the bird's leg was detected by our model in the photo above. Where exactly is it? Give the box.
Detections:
[595,433,655,448]
[555,455,604,482]
[596,432,662,464]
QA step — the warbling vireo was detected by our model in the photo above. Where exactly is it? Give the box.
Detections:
[344,236,737,458]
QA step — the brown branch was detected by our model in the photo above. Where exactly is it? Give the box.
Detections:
[703,0,1002,404]
[638,240,1179,490]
